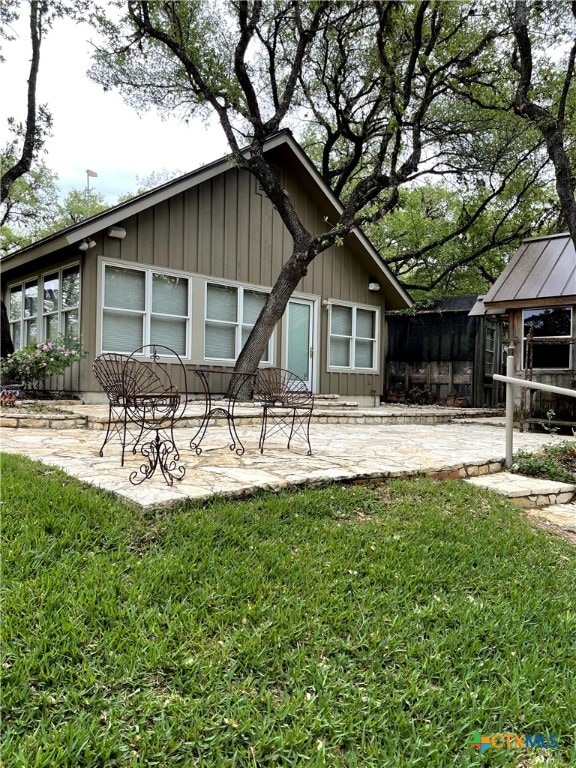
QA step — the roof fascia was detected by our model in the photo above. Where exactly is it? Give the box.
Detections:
[484,296,576,311]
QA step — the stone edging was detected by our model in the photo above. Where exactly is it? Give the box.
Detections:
[0,413,88,429]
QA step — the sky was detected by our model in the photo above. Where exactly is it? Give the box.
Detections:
[1,9,230,204]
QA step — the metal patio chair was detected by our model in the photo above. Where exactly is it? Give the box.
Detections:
[92,353,148,465]
[92,350,185,478]
[253,367,314,456]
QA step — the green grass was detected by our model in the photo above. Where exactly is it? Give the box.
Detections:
[2,452,575,767]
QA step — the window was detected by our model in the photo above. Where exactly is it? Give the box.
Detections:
[9,285,23,349]
[43,273,59,340]
[205,282,272,363]
[23,280,39,345]
[61,266,81,346]
[484,326,496,375]
[329,304,378,370]
[102,264,189,355]
[522,307,572,370]
[8,265,80,350]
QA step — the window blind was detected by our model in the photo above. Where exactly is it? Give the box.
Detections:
[329,304,377,369]
[356,309,375,339]
[105,266,145,311]
[354,339,373,368]
[288,303,310,379]
[152,274,188,316]
[150,317,187,355]
[207,284,237,322]
[243,290,266,324]
[102,310,143,353]
[205,323,236,359]
[330,337,350,367]
[331,305,352,336]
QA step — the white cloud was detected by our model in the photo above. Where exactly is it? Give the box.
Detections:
[1,12,229,203]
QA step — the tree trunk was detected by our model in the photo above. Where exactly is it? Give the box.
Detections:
[545,131,576,243]
[512,1,576,244]
[0,0,43,203]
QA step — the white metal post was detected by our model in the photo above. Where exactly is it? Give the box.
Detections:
[505,343,515,468]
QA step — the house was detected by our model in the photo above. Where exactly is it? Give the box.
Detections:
[385,295,505,407]
[480,232,576,422]
[0,130,412,404]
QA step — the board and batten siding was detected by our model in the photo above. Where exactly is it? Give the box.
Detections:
[78,163,385,398]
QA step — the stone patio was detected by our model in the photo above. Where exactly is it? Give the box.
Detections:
[1,402,574,532]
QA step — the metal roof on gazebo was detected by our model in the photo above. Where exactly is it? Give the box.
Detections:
[482,232,576,309]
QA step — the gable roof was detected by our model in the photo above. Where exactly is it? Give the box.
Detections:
[482,232,576,309]
[1,130,411,309]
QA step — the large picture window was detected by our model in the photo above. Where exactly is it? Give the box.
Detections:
[329,303,378,370]
[102,264,189,356]
[522,306,572,370]
[8,265,80,350]
[205,282,272,363]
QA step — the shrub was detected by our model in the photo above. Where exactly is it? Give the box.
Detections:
[511,441,576,483]
[0,336,84,394]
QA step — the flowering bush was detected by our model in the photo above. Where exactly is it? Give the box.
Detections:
[0,336,84,394]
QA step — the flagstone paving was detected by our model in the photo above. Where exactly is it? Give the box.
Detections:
[0,415,571,510]
[3,400,576,543]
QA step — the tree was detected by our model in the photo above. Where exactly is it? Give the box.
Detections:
[510,0,576,244]
[117,168,184,203]
[0,0,53,357]
[34,188,109,236]
[298,2,565,296]
[93,1,543,375]
[0,1,81,356]
[0,161,59,256]
[0,0,53,204]
[367,170,557,299]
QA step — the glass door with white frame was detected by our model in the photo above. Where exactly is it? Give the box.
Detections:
[286,298,315,389]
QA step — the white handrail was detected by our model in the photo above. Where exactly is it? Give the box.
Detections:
[493,359,576,467]
[493,374,576,399]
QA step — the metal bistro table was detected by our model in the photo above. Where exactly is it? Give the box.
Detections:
[187,367,255,456]
[126,392,185,486]
[124,345,188,487]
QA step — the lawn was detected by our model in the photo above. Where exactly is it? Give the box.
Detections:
[2,452,575,767]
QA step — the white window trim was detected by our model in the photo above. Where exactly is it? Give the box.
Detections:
[522,306,573,371]
[100,261,191,357]
[7,263,81,350]
[204,279,274,364]
[327,300,380,373]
